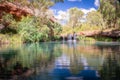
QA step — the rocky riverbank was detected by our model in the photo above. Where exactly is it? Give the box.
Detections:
[61,29,120,41]
[78,29,120,38]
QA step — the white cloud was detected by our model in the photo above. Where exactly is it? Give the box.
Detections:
[68,0,82,2]
[55,10,67,20]
[49,9,58,15]
[80,8,96,14]
[94,0,100,7]
[51,8,97,24]
[51,9,69,25]
[80,8,97,22]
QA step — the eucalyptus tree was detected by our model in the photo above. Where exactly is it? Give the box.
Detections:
[68,7,84,31]
[114,0,120,28]
[86,11,104,29]
[99,0,115,28]
[99,0,120,28]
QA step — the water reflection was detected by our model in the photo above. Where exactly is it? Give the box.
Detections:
[52,53,71,80]
[51,42,100,80]
[100,52,120,80]
[0,42,120,80]
[0,49,18,79]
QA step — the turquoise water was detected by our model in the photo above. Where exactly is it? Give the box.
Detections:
[0,41,120,80]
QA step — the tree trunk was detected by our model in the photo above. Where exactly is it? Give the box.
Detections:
[49,27,54,40]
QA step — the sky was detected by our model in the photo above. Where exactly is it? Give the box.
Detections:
[50,0,100,24]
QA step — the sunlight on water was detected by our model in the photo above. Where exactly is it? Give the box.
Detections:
[0,42,120,80]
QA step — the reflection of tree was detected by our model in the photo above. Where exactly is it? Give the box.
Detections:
[0,49,18,79]
[0,42,63,79]
[0,49,18,61]
[66,43,83,74]
[95,44,120,55]
[14,43,62,73]
[100,53,120,80]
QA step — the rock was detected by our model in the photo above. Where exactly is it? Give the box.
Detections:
[0,1,33,20]
[61,29,120,39]
[101,30,120,38]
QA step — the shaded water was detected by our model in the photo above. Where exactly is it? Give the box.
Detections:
[0,41,120,80]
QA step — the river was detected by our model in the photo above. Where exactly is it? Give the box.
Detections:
[0,41,120,80]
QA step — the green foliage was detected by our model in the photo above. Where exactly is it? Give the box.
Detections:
[61,26,73,34]
[78,36,96,42]
[79,24,101,31]
[12,16,62,42]
[0,0,63,43]
[0,12,62,43]
[39,25,49,41]
[78,36,114,42]
[99,0,120,28]
[16,16,49,42]
[53,23,62,35]
[68,7,84,28]
[0,13,14,29]
[62,24,101,35]
[0,13,17,34]
[1,13,15,24]
[0,34,22,44]
[86,11,104,30]
[53,23,62,40]
[46,20,62,40]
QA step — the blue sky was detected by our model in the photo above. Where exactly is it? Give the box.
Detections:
[50,0,100,24]
[51,0,99,11]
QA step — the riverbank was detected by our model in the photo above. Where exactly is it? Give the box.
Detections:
[78,29,120,42]
[78,29,120,38]
[0,29,120,45]
[61,28,120,42]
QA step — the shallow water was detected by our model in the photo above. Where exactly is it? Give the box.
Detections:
[0,41,120,80]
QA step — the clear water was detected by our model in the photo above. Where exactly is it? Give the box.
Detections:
[0,41,120,80]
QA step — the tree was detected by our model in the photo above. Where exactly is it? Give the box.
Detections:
[46,19,62,40]
[16,16,41,42]
[0,0,64,42]
[99,0,120,28]
[0,13,17,34]
[114,0,120,28]
[86,11,104,29]
[0,0,63,23]
[68,7,84,32]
